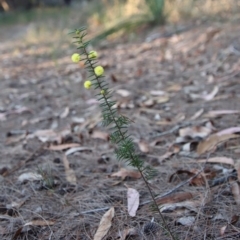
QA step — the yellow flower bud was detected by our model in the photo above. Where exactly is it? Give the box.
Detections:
[100,89,105,95]
[71,53,81,63]
[94,66,104,76]
[88,51,98,59]
[75,30,80,35]
[84,80,92,89]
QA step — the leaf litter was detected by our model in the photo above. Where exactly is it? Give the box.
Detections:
[1,18,240,240]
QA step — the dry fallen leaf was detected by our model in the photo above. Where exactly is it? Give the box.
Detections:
[127,188,139,217]
[217,127,240,136]
[156,192,193,205]
[138,140,150,153]
[197,134,240,155]
[157,145,180,162]
[21,116,53,126]
[155,95,169,104]
[231,181,240,205]
[139,98,155,107]
[111,168,141,180]
[65,146,93,156]
[169,169,206,186]
[204,110,240,118]
[176,216,195,226]
[165,84,182,92]
[5,133,27,145]
[197,157,235,166]
[46,143,81,151]
[160,200,200,215]
[115,99,135,109]
[157,151,175,162]
[91,130,109,141]
[27,129,62,144]
[18,172,43,183]
[179,126,212,139]
[62,155,77,185]
[116,89,131,97]
[12,219,55,240]
[94,207,115,240]
[204,27,221,43]
[235,160,240,181]
[24,219,55,226]
[230,215,239,225]
[59,107,69,118]
[202,86,219,101]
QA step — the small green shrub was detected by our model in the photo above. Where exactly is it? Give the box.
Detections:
[69,26,176,240]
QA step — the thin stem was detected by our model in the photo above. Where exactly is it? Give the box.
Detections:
[141,173,176,240]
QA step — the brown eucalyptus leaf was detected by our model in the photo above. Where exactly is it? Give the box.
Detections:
[156,192,193,205]
[155,95,169,104]
[94,207,115,240]
[27,129,61,143]
[24,219,55,226]
[119,228,138,240]
[197,157,235,166]
[138,140,150,153]
[166,84,182,92]
[91,130,109,141]
[197,134,239,155]
[111,168,141,180]
[46,143,81,151]
[62,155,77,185]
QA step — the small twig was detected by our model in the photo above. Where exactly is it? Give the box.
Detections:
[81,207,110,215]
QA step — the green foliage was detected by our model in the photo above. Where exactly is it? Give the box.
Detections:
[71,27,156,180]
[92,0,166,43]
[145,0,165,25]
[91,15,151,43]
[37,166,55,189]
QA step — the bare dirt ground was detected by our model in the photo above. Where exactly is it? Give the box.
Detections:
[1,19,240,240]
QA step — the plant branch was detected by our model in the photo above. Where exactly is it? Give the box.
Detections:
[71,28,176,240]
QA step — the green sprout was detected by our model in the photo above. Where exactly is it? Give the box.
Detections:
[70,27,176,240]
